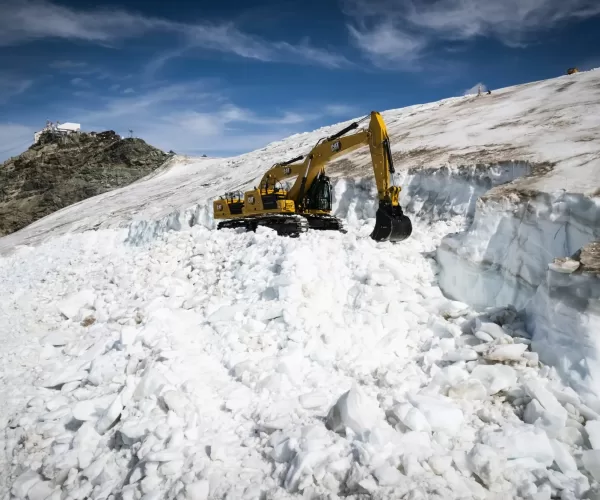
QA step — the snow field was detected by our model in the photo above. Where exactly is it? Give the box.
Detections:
[2,210,600,499]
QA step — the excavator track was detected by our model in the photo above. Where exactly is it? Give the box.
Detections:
[217,214,309,237]
[303,214,347,233]
[217,213,348,237]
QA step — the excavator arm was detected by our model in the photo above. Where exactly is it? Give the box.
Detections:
[260,112,397,205]
[256,111,411,241]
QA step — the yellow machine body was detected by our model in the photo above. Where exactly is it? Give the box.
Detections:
[213,111,412,242]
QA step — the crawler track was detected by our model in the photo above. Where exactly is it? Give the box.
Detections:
[217,214,309,237]
[216,213,347,237]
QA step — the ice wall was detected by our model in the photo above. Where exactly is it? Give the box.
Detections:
[125,203,214,245]
[436,185,600,404]
[526,262,600,407]
[400,162,531,221]
[437,191,600,310]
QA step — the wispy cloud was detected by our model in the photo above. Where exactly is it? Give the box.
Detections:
[342,0,600,63]
[323,104,359,117]
[57,80,357,156]
[347,21,426,65]
[70,77,88,87]
[49,60,89,70]
[0,75,33,102]
[77,82,218,123]
[1,0,350,70]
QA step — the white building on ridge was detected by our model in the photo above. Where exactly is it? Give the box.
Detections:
[34,121,81,143]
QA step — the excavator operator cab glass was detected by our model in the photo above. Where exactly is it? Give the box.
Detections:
[306,174,332,211]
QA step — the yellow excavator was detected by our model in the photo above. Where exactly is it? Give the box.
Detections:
[213,111,412,242]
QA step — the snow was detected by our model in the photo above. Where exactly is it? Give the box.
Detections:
[588,421,600,450]
[584,451,600,482]
[470,365,517,395]
[58,289,96,320]
[1,69,600,498]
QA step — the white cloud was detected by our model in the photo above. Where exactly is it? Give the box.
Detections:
[0,0,162,45]
[402,0,600,46]
[342,0,600,61]
[61,81,357,157]
[78,82,216,123]
[323,104,358,117]
[347,22,425,64]
[0,0,349,69]
[123,88,135,94]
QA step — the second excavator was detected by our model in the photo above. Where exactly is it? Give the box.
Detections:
[213,111,412,242]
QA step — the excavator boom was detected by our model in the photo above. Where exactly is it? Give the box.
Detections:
[213,111,412,242]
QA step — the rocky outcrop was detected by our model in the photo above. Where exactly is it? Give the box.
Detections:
[0,130,170,236]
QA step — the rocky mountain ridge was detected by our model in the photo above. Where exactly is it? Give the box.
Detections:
[0,129,170,236]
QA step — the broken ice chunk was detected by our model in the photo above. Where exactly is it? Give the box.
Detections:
[523,378,568,425]
[326,386,384,436]
[72,395,115,421]
[548,258,580,274]
[408,394,464,435]
[467,444,504,486]
[586,420,600,450]
[58,289,96,319]
[428,455,452,475]
[475,321,507,340]
[41,332,72,347]
[549,439,577,473]
[482,425,554,466]
[448,379,487,400]
[11,470,42,499]
[161,391,188,417]
[485,344,528,362]
[470,365,517,395]
[373,464,406,486]
[185,480,209,500]
[298,391,328,410]
[26,481,53,500]
[133,368,167,401]
[391,403,431,432]
[582,450,600,482]
[442,348,478,362]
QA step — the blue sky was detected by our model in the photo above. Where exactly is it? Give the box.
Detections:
[1,0,599,161]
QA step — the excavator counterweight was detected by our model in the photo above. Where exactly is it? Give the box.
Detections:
[213,111,412,242]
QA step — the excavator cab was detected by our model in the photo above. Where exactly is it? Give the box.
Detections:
[304,173,332,212]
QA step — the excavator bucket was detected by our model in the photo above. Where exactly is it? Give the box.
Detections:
[371,203,412,242]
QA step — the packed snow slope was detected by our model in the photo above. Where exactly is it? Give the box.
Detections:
[1,70,600,500]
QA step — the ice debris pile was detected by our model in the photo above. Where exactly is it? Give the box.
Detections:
[1,213,600,500]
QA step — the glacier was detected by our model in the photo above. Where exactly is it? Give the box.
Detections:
[1,69,600,499]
